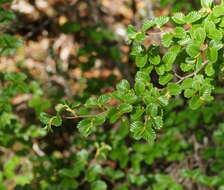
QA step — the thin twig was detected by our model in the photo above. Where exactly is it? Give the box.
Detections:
[176,61,209,84]
[64,111,108,119]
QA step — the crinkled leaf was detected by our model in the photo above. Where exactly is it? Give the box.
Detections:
[134,81,145,94]
[172,13,186,24]
[185,11,201,23]
[85,97,98,108]
[136,54,148,67]
[154,16,169,28]
[131,106,145,120]
[118,103,133,113]
[206,46,218,63]
[162,32,173,47]
[191,27,206,44]
[205,63,215,76]
[200,0,213,8]
[213,5,224,17]
[189,96,203,110]
[135,71,150,83]
[167,83,182,95]
[77,119,94,137]
[159,73,173,85]
[130,121,156,141]
[181,78,193,89]
[116,80,130,91]
[91,180,107,190]
[174,27,186,39]
[98,94,112,105]
[142,20,155,31]
[186,42,200,57]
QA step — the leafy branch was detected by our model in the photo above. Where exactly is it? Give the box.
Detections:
[40,0,224,142]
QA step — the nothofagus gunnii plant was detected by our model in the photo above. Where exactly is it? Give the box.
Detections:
[41,0,224,142]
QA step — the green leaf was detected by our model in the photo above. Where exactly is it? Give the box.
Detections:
[206,22,223,41]
[172,13,186,24]
[189,96,203,110]
[200,0,213,8]
[91,180,107,190]
[118,103,133,113]
[61,21,81,33]
[219,17,224,27]
[162,32,173,47]
[159,73,173,85]
[104,167,124,180]
[163,45,180,71]
[107,108,121,123]
[39,113,62,130]
[61,179,78,188]
[116,80,130,91]
[167,83,182,95]
[39,112,52,125]
[181,78,193,89]
[209,40,223,50]
[148,55,161,65]
[77,119,94,137]
[157,95,169,106]
[127,25,137,40]
[3,156,20,179]
[55,103,67,113]
[174,27,186,39]
[130,121,156,141]
[154,16,169,28]
[186,42,200,57]
[178,35,191,46]
[191,27,206,44]
[51,115,62,127]
[94,113,106,126]
[134,81,145,94]
[146,103,158,117]
[5,73,27,83]
[213,5,224,17]
[131,44,145,56]
[98,94,111,105]
[180,62,194,72]
[85,97,98,108]
[0,34,23,56]
[135,71,150,83]
[148,45,161,65]
[209,30,223,41]
[162,52,177,69]
[131,106,145,120]
[136,54,148,67]
[142,20,155,31]
[59,168,80,178]
[0,9,16,25]
[155,64,165,75]
[123,91,138,104]
[135,32,146,42]
[205,63,215,76]
[86,165,102,182]
[185,11,201,23]
[153,116,163,129]
[206,46,218,63]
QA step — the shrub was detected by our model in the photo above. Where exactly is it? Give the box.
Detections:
[42,0,224,141]
[1,0,224,189]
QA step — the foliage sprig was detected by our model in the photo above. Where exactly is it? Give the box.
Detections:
[41,0,224,142]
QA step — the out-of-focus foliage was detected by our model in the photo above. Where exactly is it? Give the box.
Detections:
[1,0,224,190]
[159,0,200,12]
